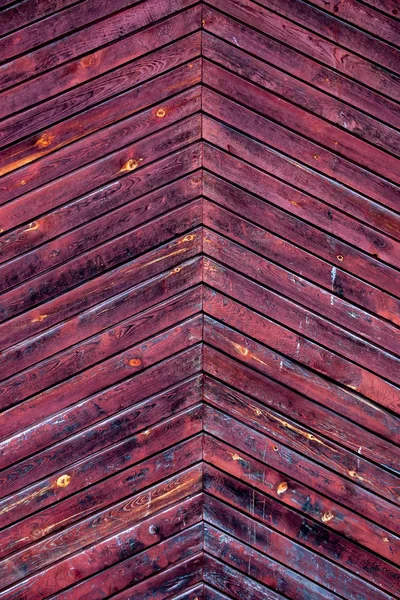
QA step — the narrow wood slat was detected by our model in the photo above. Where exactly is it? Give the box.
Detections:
[206,0,400,96]
[203,323,399,441]
[106,556,204,600]
[0,149,201,266]
[305,0,400,45]
[204,555,286,600]
[0,0,199,116]
[0,442,202,586]
[0,396,202,543]
[203,85,399,212]
[0,26,201,148]
[0,0,81,36]
[202,348,400,524]
[0,227,202,351]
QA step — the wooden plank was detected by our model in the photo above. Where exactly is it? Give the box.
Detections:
[204,555,285,599]
[0,409,202,546]
[2,521,203,599]
[0,29,201,148]
[203,222,400,358]
[0,0,81,35]
[0,0,199,116]
[0,464,202,593]
[0,227,202,350]
[203,323,399,440]
[203,115,400,241]
[205,0,400,97]
[0,437,202,573]
[203,86,399,210]
[0,115,202,231]
[202,352,400,519]
[202,44,400,184]
[0,149,201,266]
[106,556,203,600]
[0,201,202,322]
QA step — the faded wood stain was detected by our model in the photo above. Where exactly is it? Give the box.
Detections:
[0,0,399,598]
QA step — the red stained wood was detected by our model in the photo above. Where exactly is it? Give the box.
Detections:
[0,0,399,597]
[204,465,399,596]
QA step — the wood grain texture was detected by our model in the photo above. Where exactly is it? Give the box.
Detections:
[0,2,204,597]
[201,0,400,598]
[0,0,399,597]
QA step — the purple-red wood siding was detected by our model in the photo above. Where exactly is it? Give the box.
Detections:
[0,1,399,598]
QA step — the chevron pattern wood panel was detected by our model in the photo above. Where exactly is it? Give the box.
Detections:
[0,0,399,598]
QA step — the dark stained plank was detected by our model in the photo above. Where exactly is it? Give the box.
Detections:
[203,222,400,359]
[204,555,285,600]
[305,0,400,45]
[0,149,201,266]
[0,0,82,36]
[204,0,400,96]
[202,348,400,519]
[1,519,203,598]
[0,115,202,232]
[102,556,203,600]
[203,86,399,210]
[0,435,202,567]
[0,66,201,192]
[0,227,202,350]
[203,322,399,440]
[254,0,400,73]
[203,113,400,239]
[0,465,202,593]
[202,4,400,126]
[0,201,202,322]
[0,0,144,62]
[0,0,200,115]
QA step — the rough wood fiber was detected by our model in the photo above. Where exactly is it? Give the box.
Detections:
[0,2,203,598]
[201,1,400,598]
[0,0,399,598]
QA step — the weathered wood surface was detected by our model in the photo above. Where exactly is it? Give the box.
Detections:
[0,1,203,598]
[201,0,400,598]
[0,0,399,598]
